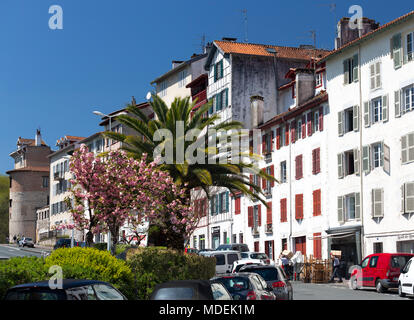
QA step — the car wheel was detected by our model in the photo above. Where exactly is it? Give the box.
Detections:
[350,276,358,290]
[398,283,406,297]
[376,279,386,293]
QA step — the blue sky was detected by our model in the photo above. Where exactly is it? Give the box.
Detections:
[0,0,412,174]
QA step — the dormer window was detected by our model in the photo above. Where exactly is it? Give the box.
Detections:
[315,73,322,88]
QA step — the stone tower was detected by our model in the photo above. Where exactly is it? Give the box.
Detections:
[7,130,52,242]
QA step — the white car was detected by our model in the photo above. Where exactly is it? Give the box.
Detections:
[398,256,414,298]
[231,259,265,273]
[18,237,34,248]
[207,250,241,275]
[240,252,274,266]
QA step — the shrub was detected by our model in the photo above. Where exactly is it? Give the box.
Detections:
[127,247,216,299]
[0,256,48,299]
[45,247,135,299]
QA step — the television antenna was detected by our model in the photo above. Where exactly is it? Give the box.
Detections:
[241,9,248,43]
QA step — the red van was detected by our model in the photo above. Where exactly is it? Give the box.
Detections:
[350,253,414,293]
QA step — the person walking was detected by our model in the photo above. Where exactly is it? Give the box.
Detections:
[329,254,343,283]
[280,254,291,279]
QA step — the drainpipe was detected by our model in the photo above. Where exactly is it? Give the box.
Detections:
[358,44,365,262]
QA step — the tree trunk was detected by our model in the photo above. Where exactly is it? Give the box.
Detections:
[86,231,94,247]
[111,227,119,256]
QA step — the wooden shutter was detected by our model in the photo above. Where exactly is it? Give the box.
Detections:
[338,153,344,179]
[225,88,229,107]
[285,124,290,146]
[307,112,313,136]
[262,134,266,154]
[313,233,322,259]
[295,194,303,220]
[338,196,344,223]
[319,107,323,131]
[355,193,361,220]
[395,90,401,117]
[406,182,414,212]
[262,168,267,190]
[382,94,389,122]
[214,63,218,82]
[248,206,253,227]
[281,198,287,222]
[258,205,262,226]
[353,105,359,132]
[291,121,296,143]
[401,184,405,213]
[225,192,229,212]
[218,193,222,213]
[383,144,390,175]
[364,101,370,127]
[276,127,281,150]
[338,111,344,136]
[312,149,316,174]
[296,155,303,179]
[343,59,349,84]
[316,148,320,173]
[370,64,376,90]
[402,135,408,164]
[271,130,274,151]
[392,33,402,69]
[267,202,272,224]
[302,115,306,139]
[235,197,241,215]
[352,54,359,82]
[270,165,275,187]
[249,174,253,191]
[362,145,371,173]
[354,148,360,175]
[372,189,384,218]
[375,62,381,89]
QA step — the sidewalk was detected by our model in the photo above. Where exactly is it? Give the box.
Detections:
[291,279,350,288]
[4,243,52,254]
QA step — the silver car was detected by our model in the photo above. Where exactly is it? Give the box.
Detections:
[19,237,34,248]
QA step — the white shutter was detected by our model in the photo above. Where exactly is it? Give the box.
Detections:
[409,133,414,162]
[382,94,389,122]
[402,135,408,164]
[370,64,376,90]
[355,192,361,220]
[352,54,359,82]
[405,182,414,212]
[338,111,344,136]
[362,145,371,173]
[401,184,405,213]
[338,196,344,223]
[383,143,390,175]
[364,101,370,127]
[338,153,344,179]
[395,90,401,117]
[372,189,384,218]
[354,148,360,175]
[393,33,402,69]
[375,62,381,89]
[353,105,359,132]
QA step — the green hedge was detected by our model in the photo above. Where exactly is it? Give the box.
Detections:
[127,247,216,299]
[45,247,135,299]
[0,256,48,299]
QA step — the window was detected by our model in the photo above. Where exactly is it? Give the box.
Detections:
[372,188,384,218]
[343,54,358,84]
[262,132,273,154]
[407,32,413,62]
[344,150,355,176]
[9,199,12,208]
[371,97,383,123]
[372,143,383,168]
[296,119,302,140]
[373,242,383,254]
[280,198,287,222]
[362,142,386,173]
[401,132,414,164]
[361,257,369,268]
[153,287,194,300]
[344,108,354,133]
[280,126,286,147]
[295,155,303,180]
[42,176,49,188]
[253,205,261,228]
[215,89,228,112]
[214,60,224,82]
[338,193,360,222]
[364,96,389,126]
[178,69,187,88]
[280,161,287,183]
[211,283,232,300]
[315,73,322,88]
[402,182,414,213]
[210,195,217,215]
[313,111,319,133]
[391,33,402,69]
[403,85,414,113]
[159,81,167,97]
[369,256,379,268]
[369,62,381,90]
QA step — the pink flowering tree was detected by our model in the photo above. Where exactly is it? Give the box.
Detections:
[66,144,197,253]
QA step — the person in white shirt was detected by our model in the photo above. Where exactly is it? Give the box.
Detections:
[329,254,343,283]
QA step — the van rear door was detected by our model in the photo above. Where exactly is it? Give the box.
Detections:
[390,255,413,282]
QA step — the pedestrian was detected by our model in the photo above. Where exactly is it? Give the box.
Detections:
[280,254,291,279]
[329,254,343,283]
[13,235,16,244]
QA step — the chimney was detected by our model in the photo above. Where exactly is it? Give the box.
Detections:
[335,17,379,49]
[250,96,264,128]
[172,60,184,69]
[295,69,315,106]
[131,96,136,106]
[35,129,42,146]
[222,37,237,42]
[204,42,213,54]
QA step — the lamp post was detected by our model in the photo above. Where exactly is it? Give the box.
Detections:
[93,110,115,252]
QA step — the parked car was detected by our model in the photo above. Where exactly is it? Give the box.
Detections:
[150,280,232,300]
[232,260,264,273]
[216,243,249,252]
[184,248,199,255]
[18,237,34,248]
[53,238,72,250]
[238,264,293,300]
[241,252,274,265]
[198,249,214,256]
[350,253,414,293]
[211,273,276,300]
[208,250,241,274]
[4,280,127,300]
[398,256,414,298]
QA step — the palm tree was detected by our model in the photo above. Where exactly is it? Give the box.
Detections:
[105,94,277,249]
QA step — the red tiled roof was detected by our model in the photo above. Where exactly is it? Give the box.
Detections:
[17,138,47,147]
[7,166,50,174]
[321,10,414,62]
[214,40,331,61]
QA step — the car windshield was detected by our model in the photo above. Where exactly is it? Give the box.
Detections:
[241,253,249,259]
[250,253,267,260]
[216,245,231,251]
[246,268,279,281]
[391,255,412,268]
[217,277,250,293]
[5,290,61,300]
[153,287,194,300]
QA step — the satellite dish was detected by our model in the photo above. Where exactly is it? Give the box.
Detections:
[146,92,152,100]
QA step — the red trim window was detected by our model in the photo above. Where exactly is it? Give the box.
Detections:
[319,107,324,131]
[285,124,290,146]
[248,206,253,227]
[312,148,321,174]
[307,112,313,136]
[315,72,323,88]
[276,127,281,150]
[235,196,241,215]
[301,115,306,139]
[280,198,287,222]
[295,194,303,220]
[270,165,275,187]
[313,189,321,216]
[295,154,303,180]
[258,205,262,226]
[291,120,296,144]
[313,233,322,259]
[266,202,272,224]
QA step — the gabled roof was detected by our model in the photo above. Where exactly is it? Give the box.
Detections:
[320,10,414,62]
[205,40,331,69]
[17,137,47,147]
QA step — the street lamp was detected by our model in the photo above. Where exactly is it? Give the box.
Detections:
[93,110,115,252]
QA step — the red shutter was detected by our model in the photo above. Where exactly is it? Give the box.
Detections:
[258,205,262,226]
[276,127,281,150]
[296,194,303,220]
[307,112,313,136]
[254,241,259,252]
[265,241,269,257]
[262,134,266,154]
[319,107,323,131]
[235,197,241,215]
[249,174,253,191]
[312,149,316,174]
[313,233,322,259]
[248,206,253,227]
[291,121,296,143]
[271,130,274,151]
[296,155,303,179]
[315,189,321,216]
[285,124,290,146]
[281,198,287,222]
[316,148,320,173]
[270,165,275,187]
[312,190,316,216]
[267,202,272,224]
[262,168,267,190]
[302,115,306,139]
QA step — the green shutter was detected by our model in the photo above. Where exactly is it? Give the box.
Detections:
[352,54,359,82]
[214,63,218,82]
[225,88,229,107]
[393,33,402,69]
[338,196,344,223]
[215,195,219,214]
[225,192,229,212]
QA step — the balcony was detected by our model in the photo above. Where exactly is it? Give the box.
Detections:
[252,226,259,236]
[265,224,273,234]
[192,89,207,110]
